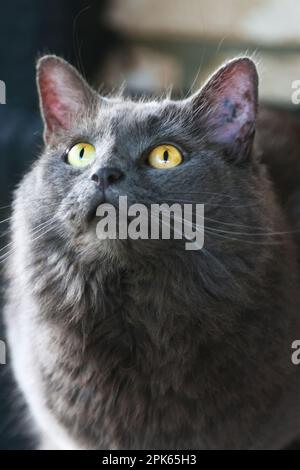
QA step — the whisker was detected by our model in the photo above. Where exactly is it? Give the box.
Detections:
[31,218,56,234]
[162,200,262,228]
[0,229,10,239]
[159,209,284,246]
[204,227,284,245]
[0,217,11,225]
[200,247,242,291]
[0,225,56,267]
[162,197,259,209]
[204,225,293,237]
[0,241,13,255]
[183,48,206,99]
[0,219,57,263]
[160,200,300,236]
[157,215,242,290]
[0,219,55,255]
[0,249,16,265]
[168,191,243,199]
[30,223,56,244]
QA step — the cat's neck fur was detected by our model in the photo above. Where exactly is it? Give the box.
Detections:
[6,183,300,449]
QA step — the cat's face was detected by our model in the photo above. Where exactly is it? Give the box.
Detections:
[26,55,266,261]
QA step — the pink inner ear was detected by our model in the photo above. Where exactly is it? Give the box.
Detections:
[38,58,89,138]
[214,87,255,143]
[39,73,75,132]
[201,60,258,144]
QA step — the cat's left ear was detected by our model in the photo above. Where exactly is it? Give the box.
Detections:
[188,57,258,161]
[37,55,96,143]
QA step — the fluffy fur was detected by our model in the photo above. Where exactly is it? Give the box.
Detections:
[4,56,300,449]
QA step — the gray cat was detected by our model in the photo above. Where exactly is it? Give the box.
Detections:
[4,55,300,449]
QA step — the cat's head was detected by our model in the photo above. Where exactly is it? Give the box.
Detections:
[24,55,267,263]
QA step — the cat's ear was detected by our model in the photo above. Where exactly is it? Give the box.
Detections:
[189,58,258,160]
[37,55,96,143]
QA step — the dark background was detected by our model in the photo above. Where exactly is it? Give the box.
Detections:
[1,0,300,450]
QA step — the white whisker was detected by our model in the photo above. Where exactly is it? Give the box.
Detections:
[0,217,11,225]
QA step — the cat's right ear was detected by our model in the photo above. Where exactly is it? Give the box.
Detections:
[186,58,258,161]
[36,55,96,144]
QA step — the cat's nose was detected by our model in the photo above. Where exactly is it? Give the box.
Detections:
[91,167,124,190]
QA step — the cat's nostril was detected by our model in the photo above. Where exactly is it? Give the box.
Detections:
[107,169,123,184]
[91,173,100,185]
[91,167,124,189]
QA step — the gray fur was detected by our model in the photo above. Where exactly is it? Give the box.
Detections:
[4,56,300,449]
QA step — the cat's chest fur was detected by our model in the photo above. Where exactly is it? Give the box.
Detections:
[25,248,205,447]
[16,243,299,450]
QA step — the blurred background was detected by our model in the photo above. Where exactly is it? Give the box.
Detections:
[1,0,300,449]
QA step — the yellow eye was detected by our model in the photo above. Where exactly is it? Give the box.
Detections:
[148,144,182,169]
[67,143,96,168]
